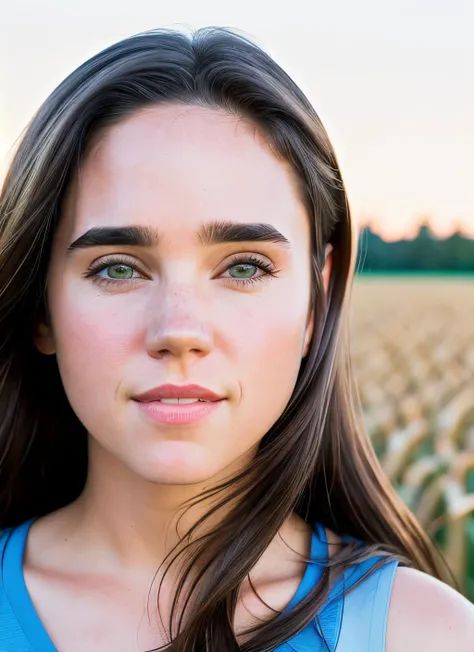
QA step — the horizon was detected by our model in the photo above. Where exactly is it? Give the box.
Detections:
[360,219,474,242]
[1,1,473,240]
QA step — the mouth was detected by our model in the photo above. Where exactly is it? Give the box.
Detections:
[131,384,226,426]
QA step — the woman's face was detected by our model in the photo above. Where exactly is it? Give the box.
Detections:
[37,104,329,484]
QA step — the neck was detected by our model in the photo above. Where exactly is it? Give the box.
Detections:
[52,435,256,574]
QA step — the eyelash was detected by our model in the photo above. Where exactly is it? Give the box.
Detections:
[222,254,278,286]
[83,253,279,289]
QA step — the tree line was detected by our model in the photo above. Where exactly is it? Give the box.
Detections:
[356,222,474,273]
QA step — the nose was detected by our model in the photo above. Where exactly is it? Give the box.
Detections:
[144,285,213,361]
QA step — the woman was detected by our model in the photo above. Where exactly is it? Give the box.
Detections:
[0,26,472,652]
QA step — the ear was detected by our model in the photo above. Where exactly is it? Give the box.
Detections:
[34,318,56,355]
[302,244,333,358]
[302,308,314,358]
[322,244,333,296]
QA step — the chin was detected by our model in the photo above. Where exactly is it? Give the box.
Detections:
[129,444,226,485]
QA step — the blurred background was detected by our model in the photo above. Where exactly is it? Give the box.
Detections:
[1,0,473,600]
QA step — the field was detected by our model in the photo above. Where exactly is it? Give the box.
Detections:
[350,276,474,600]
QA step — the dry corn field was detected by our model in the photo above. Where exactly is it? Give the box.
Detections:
[350,276,474,601]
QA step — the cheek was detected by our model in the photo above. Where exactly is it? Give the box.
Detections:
[231,303,306,365]
[224,286,310,420]
[48,286,138,419]
[227,275,310,357]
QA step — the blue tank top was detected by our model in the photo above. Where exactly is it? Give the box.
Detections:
[0,518,399,651]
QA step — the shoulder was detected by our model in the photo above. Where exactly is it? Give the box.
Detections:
[386,566,474,651]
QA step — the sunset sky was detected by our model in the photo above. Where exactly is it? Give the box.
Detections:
[1,0,473,240]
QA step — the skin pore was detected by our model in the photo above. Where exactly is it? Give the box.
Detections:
[29,104,333,650]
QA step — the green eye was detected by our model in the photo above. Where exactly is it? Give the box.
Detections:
[102,264,135,280]
[228,263,258,279]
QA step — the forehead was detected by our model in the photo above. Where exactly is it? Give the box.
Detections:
[62,104,309,243]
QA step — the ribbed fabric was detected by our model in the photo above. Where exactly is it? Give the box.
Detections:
[0,518,398,651]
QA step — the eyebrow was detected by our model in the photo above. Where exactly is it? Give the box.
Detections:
[199,220,290,248]
[67,220,291,252]
[67,226,159,252]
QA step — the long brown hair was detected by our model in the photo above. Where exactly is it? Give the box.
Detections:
[0,26,453,651]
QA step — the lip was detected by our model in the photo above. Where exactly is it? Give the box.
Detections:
[132,384,224,403]
[132,384,226,426]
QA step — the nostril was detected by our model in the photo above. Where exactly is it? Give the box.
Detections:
[154,348,174,359]
[149,346,210,360]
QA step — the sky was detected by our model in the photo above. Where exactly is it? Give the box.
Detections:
[1,0,473,240]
